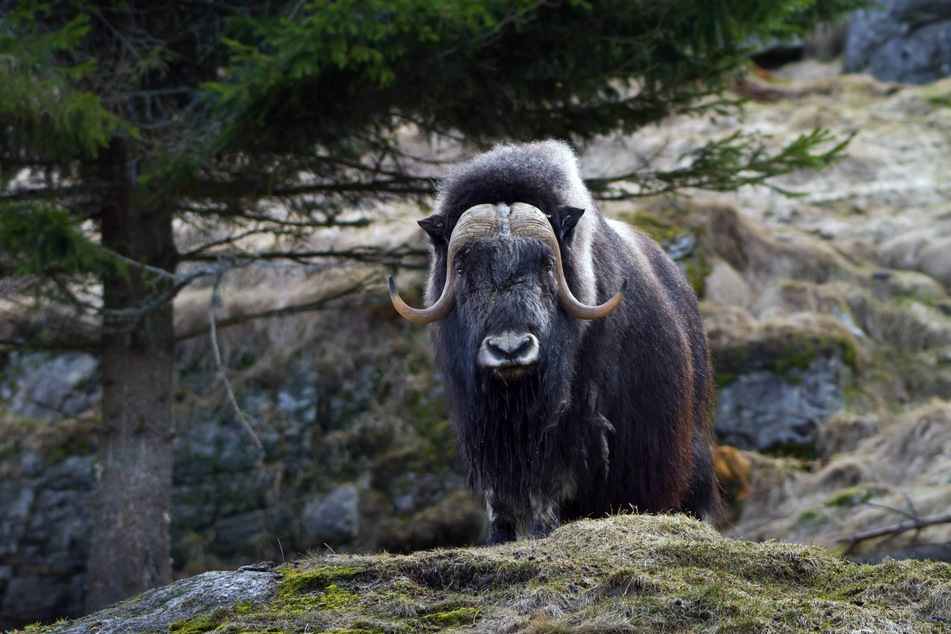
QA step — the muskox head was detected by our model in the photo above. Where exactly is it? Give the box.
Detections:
[389,202,626,381]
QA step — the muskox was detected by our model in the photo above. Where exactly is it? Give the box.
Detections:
[389,140,719,544]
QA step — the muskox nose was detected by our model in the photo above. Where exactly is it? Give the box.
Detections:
[480,331,540,368]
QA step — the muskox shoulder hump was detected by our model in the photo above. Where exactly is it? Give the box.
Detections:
[435,140,597,224]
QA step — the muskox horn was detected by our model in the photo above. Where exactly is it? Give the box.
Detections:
[389,204,501,323]
[509,202,626,320]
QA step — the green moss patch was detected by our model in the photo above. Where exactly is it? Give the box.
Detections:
[83,514,951,634]
[711,316,859,388]
[824,486,886,508]
[168,611,226,634]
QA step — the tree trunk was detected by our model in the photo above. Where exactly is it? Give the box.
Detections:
[85,136,177,612]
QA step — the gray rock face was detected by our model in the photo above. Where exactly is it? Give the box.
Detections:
[3,352,100,421]
[845,0,951,83]
[300,484,360,547]
[0,448,94,629]
[43,568,280,634]
[715,354,846,454]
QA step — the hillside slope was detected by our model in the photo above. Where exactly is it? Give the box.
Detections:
[586,65,951,557]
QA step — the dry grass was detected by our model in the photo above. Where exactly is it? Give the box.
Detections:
[139,514,951,633]
[877,223,951,290]
[705,204,845,289]
[729,401,951,557]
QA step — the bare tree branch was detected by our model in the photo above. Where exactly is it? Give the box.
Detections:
[176,273,377,342]
[838,493,951,557]
[209,270,263,451]
[181,245,429,268]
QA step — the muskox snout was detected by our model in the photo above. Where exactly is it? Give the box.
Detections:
[479,331,540,371]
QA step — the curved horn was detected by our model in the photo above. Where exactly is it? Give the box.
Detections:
[389,204,501,323]
[388,275,455,324]
[509,202,626,320]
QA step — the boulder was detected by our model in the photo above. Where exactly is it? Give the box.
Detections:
[299,484,360,547]
[708,311,856,454]
[41,567,280,634]
[845,0,951,83]
[715,355,846,454]
[877,227,951,291]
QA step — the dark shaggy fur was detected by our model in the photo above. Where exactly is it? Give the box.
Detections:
[420,141,719,544]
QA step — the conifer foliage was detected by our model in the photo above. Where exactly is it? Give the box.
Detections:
[0,0,861,614]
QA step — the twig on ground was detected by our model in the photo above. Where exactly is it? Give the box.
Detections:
[838,495,951,557]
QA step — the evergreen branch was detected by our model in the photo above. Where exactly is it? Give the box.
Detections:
[0,334,102,353]
[589,128,855,200]
[0,184,98,201]
[106,246,426,334]
[182,177,435,201]
[182,209,373,230]
[101,259,251,333]
[176,227,280,260]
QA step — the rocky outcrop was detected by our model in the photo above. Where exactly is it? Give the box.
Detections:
[714,356,846,453]
[0,315,479,629]
[845,0,951,84]
[43,566,280,634]
[0,422,93,627]
[707,310,855,454]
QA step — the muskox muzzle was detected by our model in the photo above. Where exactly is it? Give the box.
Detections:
[479,331,540,370]
[389,202,626,323]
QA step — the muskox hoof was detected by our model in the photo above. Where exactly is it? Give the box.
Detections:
[529,516,560,539]
[488,521,517,545]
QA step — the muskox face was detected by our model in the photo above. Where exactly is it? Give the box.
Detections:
[453,236,559,381]
[388,204,627,375]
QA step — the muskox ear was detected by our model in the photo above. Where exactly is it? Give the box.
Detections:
[554,206,585,244]
[418,214,448,247]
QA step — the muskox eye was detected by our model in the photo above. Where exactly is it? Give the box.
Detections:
[543,258,554,273]
[455,265,465,276]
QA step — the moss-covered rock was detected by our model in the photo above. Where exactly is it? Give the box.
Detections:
[27,515,951,633]
[706,311,858,454]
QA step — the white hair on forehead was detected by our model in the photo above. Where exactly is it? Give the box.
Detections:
[434,139,597,213]
[506,139,591,207]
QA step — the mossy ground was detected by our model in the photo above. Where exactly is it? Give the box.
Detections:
[154,515,951,633]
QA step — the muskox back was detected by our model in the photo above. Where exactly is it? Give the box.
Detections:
[390,140,719,543]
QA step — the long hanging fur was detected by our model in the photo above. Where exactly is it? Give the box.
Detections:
[422,140,720,542]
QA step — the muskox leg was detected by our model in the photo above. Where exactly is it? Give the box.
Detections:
[680,434,722,521]
[528,497,561,539]
[486,500,518,545]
